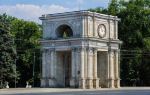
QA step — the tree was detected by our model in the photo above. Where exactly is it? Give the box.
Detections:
[11,19,42,87]
[118,0,150,86]
[0,14,18,88]
[89,7,108,14]
[108,0,119,15]
[0,14,42,88]
[90,0,150,86]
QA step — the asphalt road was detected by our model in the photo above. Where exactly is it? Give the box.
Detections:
[1,88,150,95]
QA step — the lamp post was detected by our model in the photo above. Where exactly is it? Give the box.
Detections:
[15,58,17,88]
[33,51,35,87]
[13,38,17,88]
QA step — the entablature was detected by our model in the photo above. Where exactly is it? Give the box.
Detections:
[40,38,121,51]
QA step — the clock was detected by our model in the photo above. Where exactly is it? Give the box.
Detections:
[97,24,106,38]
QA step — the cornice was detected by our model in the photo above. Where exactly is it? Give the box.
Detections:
[39,10,120,21]
[39,37,122,44]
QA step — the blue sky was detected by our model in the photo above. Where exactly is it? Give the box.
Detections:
[0,0,110,23]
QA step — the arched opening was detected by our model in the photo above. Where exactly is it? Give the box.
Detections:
[56,25,73,38]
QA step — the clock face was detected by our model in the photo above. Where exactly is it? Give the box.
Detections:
[98,24,106,38]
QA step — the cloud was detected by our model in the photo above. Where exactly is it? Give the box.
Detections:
[0,4,76,23]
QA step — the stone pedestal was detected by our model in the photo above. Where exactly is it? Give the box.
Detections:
[109,78,115,88]
[48,78,56,87]
[87,78,93,89]
[93,78,99,88]
[80,78,86,89]
[115,78,120,88]
[70,78,76,88]
[41,78,47,87]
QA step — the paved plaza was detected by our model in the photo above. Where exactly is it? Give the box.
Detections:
[0,87,150,95]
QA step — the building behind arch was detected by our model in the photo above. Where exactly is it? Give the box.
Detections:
[39,11,121,89]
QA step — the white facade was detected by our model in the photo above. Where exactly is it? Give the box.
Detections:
[39,11,121,89]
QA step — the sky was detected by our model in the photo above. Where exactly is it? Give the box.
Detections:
[0,0,110,23]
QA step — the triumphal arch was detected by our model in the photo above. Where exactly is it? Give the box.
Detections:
[39,11,121,89]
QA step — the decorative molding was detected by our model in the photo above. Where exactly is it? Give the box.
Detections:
[71,47,77,52]
[93,48,98,54]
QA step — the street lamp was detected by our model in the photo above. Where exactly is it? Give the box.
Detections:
[15,58,17,88]
[32,51,35,87]
[13,38,18,88]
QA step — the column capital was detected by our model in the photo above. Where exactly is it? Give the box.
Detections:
[114,78,120,80]
[93,48,98,54]
[108,48,117,54]
[41,48,55,52]
[86,47,94,53]
[114,49,120,52]
[76,47,87,52]
[71,47,77,51]
[41,48,48,53]
[48,48,55,52]
[71,46,88,52]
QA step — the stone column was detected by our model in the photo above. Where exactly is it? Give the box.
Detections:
[53,50,57,76]
[70,48,76,87]
[114,16,118,39]
[41,49,47,87]
[114,50,120,88]
[93,48,99,88]
[106,51,110,88]
[79,48,86,89]
[87,47,93,89]
[84,48,88,88]
[48,49,56,87]
[109,50,115,88]
[75,48,80,88]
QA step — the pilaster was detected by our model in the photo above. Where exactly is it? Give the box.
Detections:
[79,47,86,89]
[70,48,76,87]
[114,50,120,88]
[48,49,56,87]
[93,48,99,88]
[114,16,118,39]
[41,49,48,87]
[75,48,80,88]
[87,47,94,89]
[41,49,46,78]
[108,49,115,88]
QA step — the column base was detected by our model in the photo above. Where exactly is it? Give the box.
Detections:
[115,78,120,88]
[41,78,48,87]
[79,78,86,89]
[86,78,93,89]
[108,78,115,88]
[70,78,76,88]
[93,78,99,88]
[48,78,56,87]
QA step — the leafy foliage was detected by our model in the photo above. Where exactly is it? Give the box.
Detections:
[10,19,42,87]
[91,0,150,86]
[0,14,42,88]
[0,14,18,88]
[118,0,150,86]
